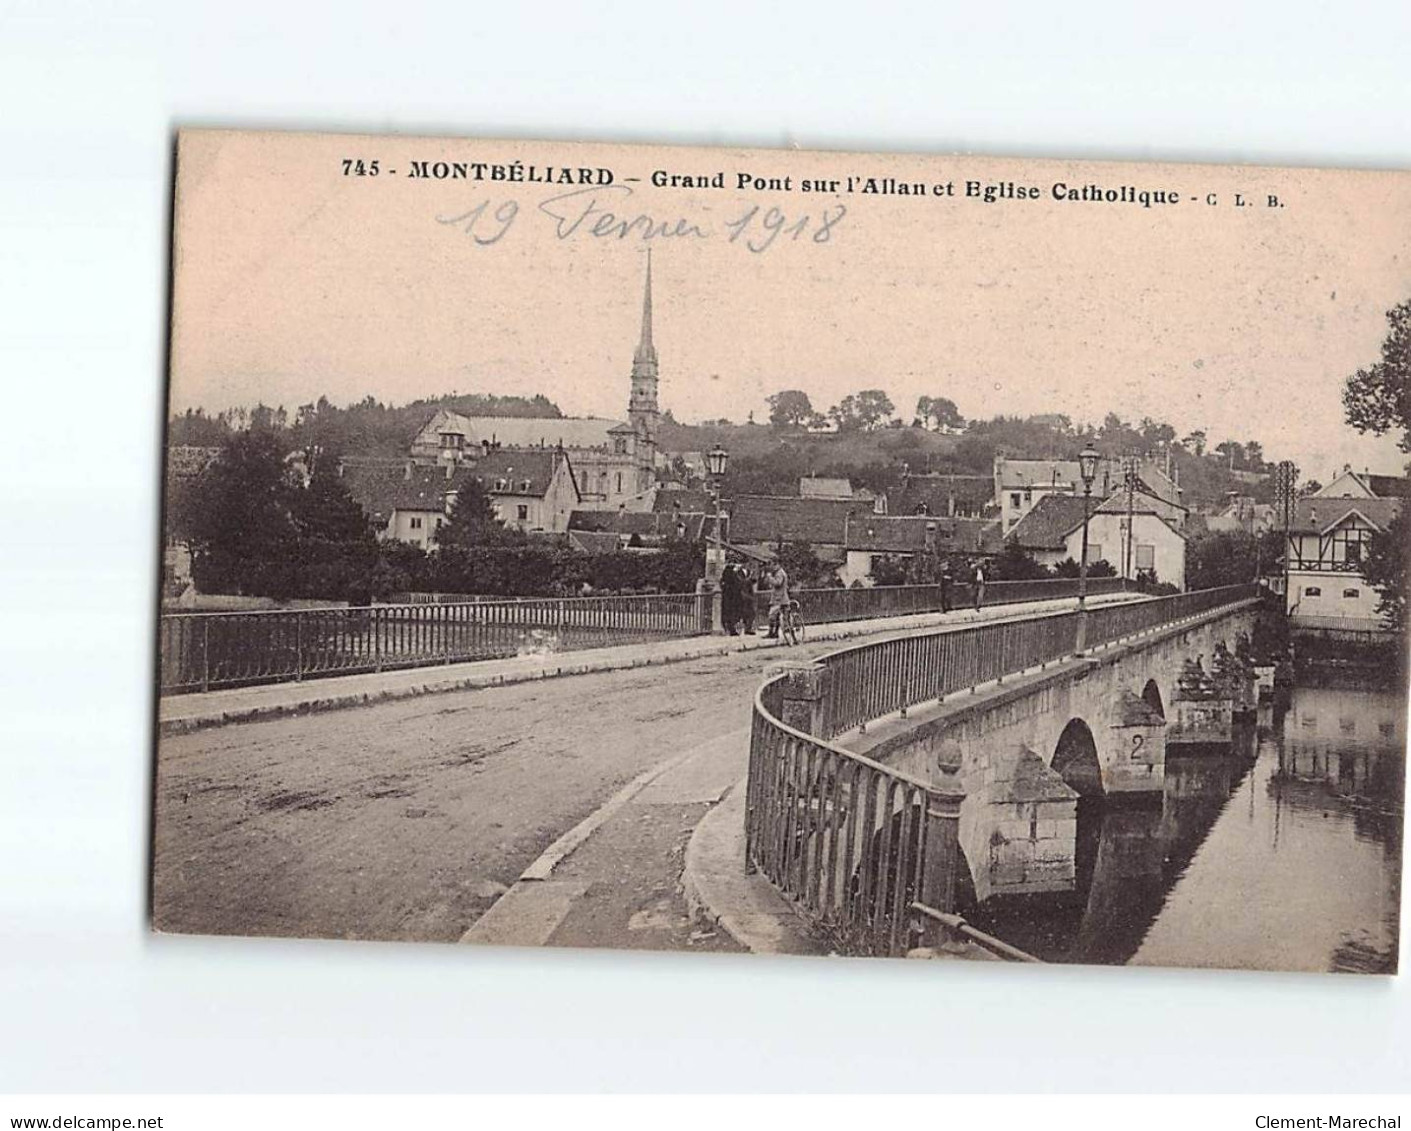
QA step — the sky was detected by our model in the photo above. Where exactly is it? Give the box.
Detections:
[169,130,1411,483]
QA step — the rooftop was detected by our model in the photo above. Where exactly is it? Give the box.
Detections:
[464,449,573,500]
[845,514,1001,554]
[1291,496,1401,534]
[728,495,875,546]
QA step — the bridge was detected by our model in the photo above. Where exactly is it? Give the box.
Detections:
[150,576,1261,956]
[744,584,1264,958]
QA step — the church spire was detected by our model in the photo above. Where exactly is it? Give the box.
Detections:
[628,251,660,445]
[634,248,657,366]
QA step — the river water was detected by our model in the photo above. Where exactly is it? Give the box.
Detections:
[965,676,1405,973]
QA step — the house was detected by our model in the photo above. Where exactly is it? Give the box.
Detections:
[994,453,1185,534]
[464,449,580,534]
[1285,494,1401,635]
[894,472,994,519]
[1205,494,1275,534]
[568,507,709,549]
[1008,493,1187,589]
[1315,468,1411,500]
[994,457,1096,533]
[839,515,1003,587]
[340,460,464,549]
[727,495,876,566]
[799,476,856,500]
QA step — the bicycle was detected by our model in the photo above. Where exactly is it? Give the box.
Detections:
[780,598,805,646]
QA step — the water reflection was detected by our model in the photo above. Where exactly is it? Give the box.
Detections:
[965,682,1404,973]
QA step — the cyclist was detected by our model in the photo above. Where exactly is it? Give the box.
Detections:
[764,561,791,640]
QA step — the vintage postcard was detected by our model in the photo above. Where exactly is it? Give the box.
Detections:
[156,129,1409,973]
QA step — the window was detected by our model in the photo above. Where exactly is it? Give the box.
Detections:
[517,504,529,521]
[1343,587,1360,599]
[1332,525,1372,566]
[1135,544,1155,570]
[410,516,423,530]
[1303,586,1321,597]
[614,437,628,455]
[1086,543,1103,565]
[616,472,623,494]
[1010,493,1022,509]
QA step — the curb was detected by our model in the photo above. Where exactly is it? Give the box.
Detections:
[681,776,825,956]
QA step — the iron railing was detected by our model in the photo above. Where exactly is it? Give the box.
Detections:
[158,576,1134,696]
[751,575,1128,624]
[159,592,709,694]
[746,680,953,957]
[745,584,1260,956]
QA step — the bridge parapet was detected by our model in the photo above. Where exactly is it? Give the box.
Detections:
[744,584,1261,956]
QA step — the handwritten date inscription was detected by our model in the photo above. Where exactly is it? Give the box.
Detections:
[436,185,846,252]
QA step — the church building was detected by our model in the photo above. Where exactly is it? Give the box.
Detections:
[408,256,664,511]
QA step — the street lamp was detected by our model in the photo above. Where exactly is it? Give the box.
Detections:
[1076,443,1101,652]
[705,444,729,587]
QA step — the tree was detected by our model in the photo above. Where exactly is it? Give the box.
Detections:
[767,389,816,430]
[186,429,302,597]
[1342,300,1411,627]
[829,389,895,433]
[1244,440,1265,470]
[990,542,1049,581]
[917,395,964,431]
[1362,509,1408,632]
[1182,429,1208,457]
[1213,439,1245,470]
[773,541,838,589]
[435,479,521,549]
[1344,298,1411,452]
[1185,529,1282,590]
[1139,417,1177,448]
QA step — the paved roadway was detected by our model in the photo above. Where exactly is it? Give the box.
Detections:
[153,634,845,952]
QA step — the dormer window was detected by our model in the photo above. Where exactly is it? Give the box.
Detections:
[495,477,507,491]
[521,478,532,492]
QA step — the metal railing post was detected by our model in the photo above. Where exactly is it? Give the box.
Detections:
[918,781,966,949]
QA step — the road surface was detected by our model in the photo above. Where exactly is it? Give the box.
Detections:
[153,636,838,950]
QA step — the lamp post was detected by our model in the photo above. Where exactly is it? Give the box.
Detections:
[702,445,729,630]
[1076,443,1101,653]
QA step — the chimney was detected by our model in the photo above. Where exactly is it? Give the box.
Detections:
[404,461,412,482]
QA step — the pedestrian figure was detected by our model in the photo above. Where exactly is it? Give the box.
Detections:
[973,564,986,611]
[940,563,952,614]
[720,564,741,635]
[740,566,757,634]
[764,562,790,639]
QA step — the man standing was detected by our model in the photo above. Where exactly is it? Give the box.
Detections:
[764,561,790,639]
[720,564,741,635]
[973,563,986,611]
[940,563,952,614]
[739,566,757,635]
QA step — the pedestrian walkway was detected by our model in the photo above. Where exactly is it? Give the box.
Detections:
[452,593,1143,957]
[158,592,1140,734]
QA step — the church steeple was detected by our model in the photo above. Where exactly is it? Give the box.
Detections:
[634,249,657,368]
[628,251,659,443]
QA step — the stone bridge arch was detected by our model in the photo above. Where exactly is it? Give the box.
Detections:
[1141,678,1165,719]
[1053,718,1103,796]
